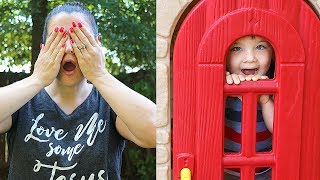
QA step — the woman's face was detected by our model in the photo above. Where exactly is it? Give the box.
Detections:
[226,36,274,77]
[46,12,94,86]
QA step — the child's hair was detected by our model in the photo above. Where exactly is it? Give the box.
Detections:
[42,1,98,43]
[266,59,275,78]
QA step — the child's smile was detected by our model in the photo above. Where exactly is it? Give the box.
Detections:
[241,68,258,75]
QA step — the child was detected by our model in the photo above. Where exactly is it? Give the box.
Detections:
[224,35,274,180]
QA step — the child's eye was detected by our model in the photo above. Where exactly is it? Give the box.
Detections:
[230,47,241,51]
[256,45,266,50]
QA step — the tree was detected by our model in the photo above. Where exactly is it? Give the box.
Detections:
[30,0,48,72]
[0,0,32,69]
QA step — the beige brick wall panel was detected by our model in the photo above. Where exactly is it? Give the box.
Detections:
[157,165,169,179]
[179,0,193,4]
[156,0,193,179]
[156,145,169,164]
[157,0,189,37]
[157,128,170,144]
[156,62,169,127]
[314,0,320,8]
[157,36,169,58]
[312,0,320,13]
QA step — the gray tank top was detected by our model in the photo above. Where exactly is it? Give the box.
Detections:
[7,87,125,180]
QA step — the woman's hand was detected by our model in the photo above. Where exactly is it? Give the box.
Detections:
[68,22,107,83]
[32,27,67,86]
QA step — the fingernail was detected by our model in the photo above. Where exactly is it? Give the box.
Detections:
[72,21,77,27]
[62,43,66,48]
[71,39,75,44]
[69,27,74,33]
[78,22,82,28]
[54,27,59,32]
[98,35,100,41]
[59,27,64,32]
[40,43,44,49]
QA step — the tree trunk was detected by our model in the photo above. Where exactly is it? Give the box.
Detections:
[30,0,48,72]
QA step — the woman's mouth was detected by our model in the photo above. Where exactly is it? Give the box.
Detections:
[241,68,258,75]
[63,62,76,72]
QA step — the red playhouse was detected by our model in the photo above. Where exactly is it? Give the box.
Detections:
[173,0,320,179]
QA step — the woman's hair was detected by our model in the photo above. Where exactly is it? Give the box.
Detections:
[42,1,98,43]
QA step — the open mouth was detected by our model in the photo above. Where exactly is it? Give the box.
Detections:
[63,62,76,72]
[241,68,258,75]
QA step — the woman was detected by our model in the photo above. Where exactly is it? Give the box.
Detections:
[0,2,155,179]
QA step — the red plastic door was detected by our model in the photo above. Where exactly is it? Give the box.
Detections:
[173,1,320,179]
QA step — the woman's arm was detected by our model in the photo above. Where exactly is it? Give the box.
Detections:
[0,27,67,133]
[92,72,156,148]
[0,76,44,133]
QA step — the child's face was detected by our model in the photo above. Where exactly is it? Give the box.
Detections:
[226,36,273,76]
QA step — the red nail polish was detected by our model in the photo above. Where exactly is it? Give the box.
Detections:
[54,27,59,32]
[69,27,74,33]
[59,27,64,32]
[98,35,100,41]
[78,22,82,28]
[63,32,67,38]
[71,39,75,44]
[72,22,77,27]
[62,43,66,48]
[40,43,43,49]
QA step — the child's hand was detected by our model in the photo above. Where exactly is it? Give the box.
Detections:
[226,71,269,85]
[244,74,269,81]
[226,71,245,85]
